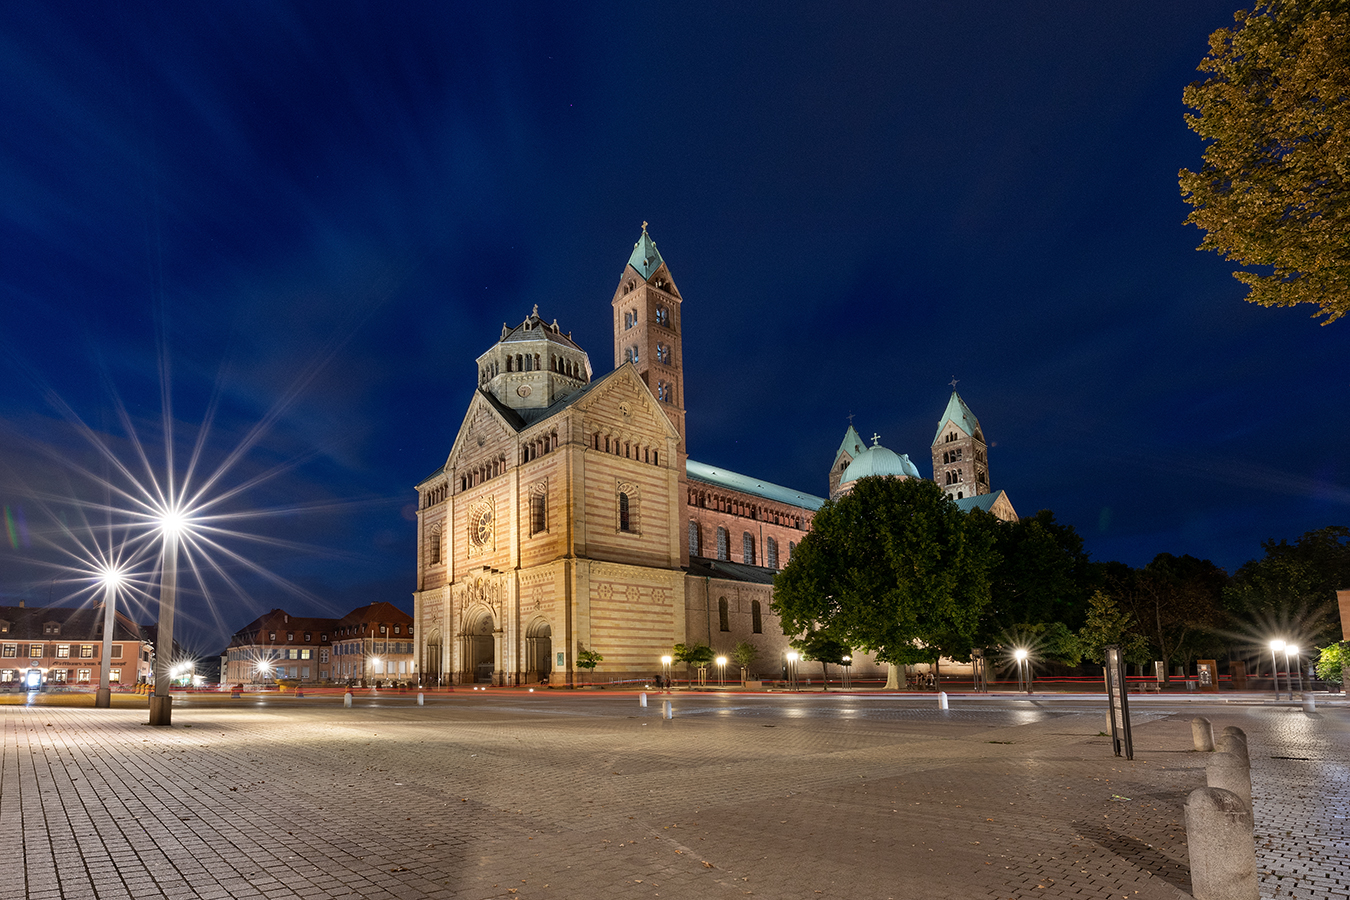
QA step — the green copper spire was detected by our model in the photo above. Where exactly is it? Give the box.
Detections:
[627,221,664,280]
[933,390,982,443]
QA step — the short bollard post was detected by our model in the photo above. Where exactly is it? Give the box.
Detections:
[640,692,648,708]
[663,700,673,720]
[937,691,949,710]
[1303,693,1316,713]
[343,691,353,708]
[295,687,304,699]
[1184,787,1259,900]
[1191,716,1214,752]
[1205,750,1253,807]
[417,692,424,706]
[1216,731,1250,766]
[230,686,241,699]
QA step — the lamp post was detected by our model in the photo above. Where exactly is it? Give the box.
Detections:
[716,655,727,687]
[842,655,851,690]
[1270,639,1285,700]
[149,510,182,726]
[786,651,799,691]
[661,655,673,691]
[94,567,123,708]
[1288,644,1302,694]
[1013,648,1029,693]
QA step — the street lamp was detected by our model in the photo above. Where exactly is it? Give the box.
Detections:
[786,651,799,691]
[149,507,185,726]
[661,655,673,691]
[94,566,124,708]
[1013,648,1030,693]
[1288,644,1302,694]
[715,655,727,687]
[1270,639,1286,700]
[842,655,852,690]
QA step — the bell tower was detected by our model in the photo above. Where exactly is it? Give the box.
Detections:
[611,223,686,456]
[931,387,990,501]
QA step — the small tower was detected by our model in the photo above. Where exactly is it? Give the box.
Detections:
[828,424,867,499]
[931,390,989,501]
[611,223,686,455]
[476,307,592,411]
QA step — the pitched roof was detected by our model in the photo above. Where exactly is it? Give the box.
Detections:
[0,604,147,642]
[686,557,779,585]
[953,490,1017,520]
[933,390,983,443]
[337,601,412,628]
[496,308,584,350]
[627,225,665,280]
[832,425,866,466]
[686,459,825,511]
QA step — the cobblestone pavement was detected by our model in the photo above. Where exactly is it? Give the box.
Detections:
[1,691,1345,899]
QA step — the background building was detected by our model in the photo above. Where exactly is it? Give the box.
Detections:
[0,603,151,690]
[222,602,414,685]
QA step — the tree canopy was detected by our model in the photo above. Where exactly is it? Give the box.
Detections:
[1224,525,1350,646]
[1179,0,1350,323]
[771,476,999,671]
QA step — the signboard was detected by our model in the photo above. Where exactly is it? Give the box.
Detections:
[1196,659,1218,693]
[556,651,565,669]
[1103,645,1134,760]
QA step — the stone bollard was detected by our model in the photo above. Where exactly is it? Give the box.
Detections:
[938,691,949,710]
[417,692,424,706]
[343,691,353,708]
[640,692,648,708]
[295,687,304,699]
[1191,716,1214,752]
[1205,749,1253,807]
[1184,787,1259,900]
[663,700,673,720]
[1303,693,1317,713]
[230,687,241,699]
[1217,730,1249,766]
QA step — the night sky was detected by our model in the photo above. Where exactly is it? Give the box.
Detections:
[1,2,1345,655]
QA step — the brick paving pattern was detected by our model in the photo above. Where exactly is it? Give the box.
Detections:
[1,691,1345,899]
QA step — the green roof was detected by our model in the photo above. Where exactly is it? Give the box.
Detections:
[627,225,664,280]
[841,441,922,483]
[953,490,1013,517]
[933,390,982,443]
[832,425,866,467]
[686,459,825,511]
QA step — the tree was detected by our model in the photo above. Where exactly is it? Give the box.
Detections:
[772,477,999,690]
[730,640,758,680]
[1119,553,1229,680]
[1314,642,1347,685]
[672,642,714,680]
[794,632,851,690]
[1076,591,1151,665]
[576,648,603,672]
[1224,526,1350,648]
[1179,1,1350,323]
[979,509,1094,646]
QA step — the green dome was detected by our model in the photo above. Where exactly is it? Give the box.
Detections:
[840,440,921,484]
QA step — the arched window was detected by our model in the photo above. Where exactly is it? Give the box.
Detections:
[429,525,442,565]
[688,521,700,556]
[618,492,631,532]
[766,537,778,569]
[752,600,763,634]
[742,532,755,565]
[788,541,796,561]
[716,527,729,561]
[718,597,729,632]
[530,492,547,535]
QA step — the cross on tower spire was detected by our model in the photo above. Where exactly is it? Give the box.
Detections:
[949,376,959,390]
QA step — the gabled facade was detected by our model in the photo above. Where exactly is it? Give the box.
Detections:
[0,604,151,690]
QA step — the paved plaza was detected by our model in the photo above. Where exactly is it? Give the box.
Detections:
[1,689,1347,900]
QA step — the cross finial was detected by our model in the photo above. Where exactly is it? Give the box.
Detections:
[949,376,959,390]
[532,304,539,317]
[846,411,855,427]
[872,433,881,446]
[641,220,648,232]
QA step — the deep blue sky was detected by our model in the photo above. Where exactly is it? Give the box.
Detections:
[1,2,1345,654]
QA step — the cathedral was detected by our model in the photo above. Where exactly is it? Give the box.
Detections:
[412,226,1016,686]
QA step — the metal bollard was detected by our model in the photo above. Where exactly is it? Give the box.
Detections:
[417,692,424,706]
[937,691,949,710]
[1205,749,1253,807]
[1184,787,1259,900]
[1303,693,1317,713]
[1191,716,1214,752]
[663,700,673,720]
[640,692,648,708]
[343,691,353,708]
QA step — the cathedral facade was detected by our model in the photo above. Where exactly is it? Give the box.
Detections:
[412,227,1014,686]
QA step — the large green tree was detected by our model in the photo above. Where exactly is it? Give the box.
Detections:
[1119,553,1229,680]
[981,509,1093,637]
[772,476,1000,689]
[1224,525,1350,647]
[1179,0,1350,323]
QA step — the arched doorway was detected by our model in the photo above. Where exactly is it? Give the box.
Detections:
[423,630,442,687]
[525,619,552,684]
[464,611,495,684]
